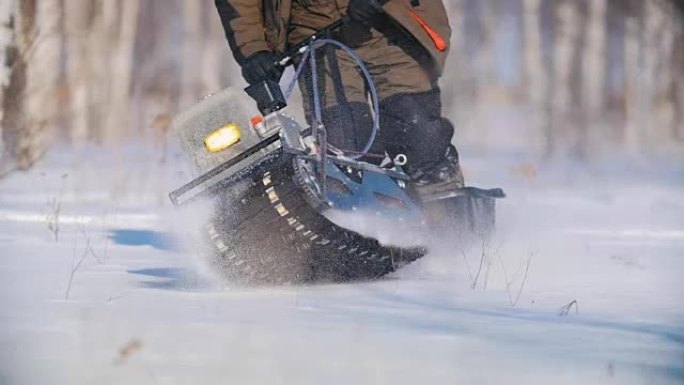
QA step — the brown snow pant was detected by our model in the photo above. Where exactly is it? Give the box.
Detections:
[292,19,436,108]
[291,4,452,172]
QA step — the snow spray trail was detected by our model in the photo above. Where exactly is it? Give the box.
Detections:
[326,157,684,322]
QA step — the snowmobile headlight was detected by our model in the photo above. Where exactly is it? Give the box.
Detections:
[204,124,241,153]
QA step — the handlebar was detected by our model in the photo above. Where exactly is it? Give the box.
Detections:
[246,1,389,116]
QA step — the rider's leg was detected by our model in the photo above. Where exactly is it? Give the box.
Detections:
[378,89,464,192]
[349,22,464,192]
[292,12,463,190]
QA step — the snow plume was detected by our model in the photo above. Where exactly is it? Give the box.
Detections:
[438,159,682,318]
[324,210,429,250]
[162,204,228,291]
[324,152,684,322]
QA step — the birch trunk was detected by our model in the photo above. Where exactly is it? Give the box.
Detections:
[582,0,606,154]
[623,5,641,155]
[646,1,674,150]
[201,6,228,94]
[604,0,627,144]
[441,0,464,120]
[181,1,203,108]
[538,0,559,157]
[1,0,36,171]
[86,0,108,143]
[523,0,543,106]
[461,0,485,105]
[130,0,182,140]
[21,0,61,165]
[550,0,575,157]
[101,0,139,143]
[567,0,589,159]
[674,17,684,141]
[481,0,497,86]
[63,0,95,145]
[522,0,546,153]
[650,1,682,148]
[0,0,14,164]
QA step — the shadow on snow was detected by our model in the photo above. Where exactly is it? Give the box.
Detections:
[110,229,182,252]
[128,267,214,291]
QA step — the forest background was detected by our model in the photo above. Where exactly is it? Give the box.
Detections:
[1,0,683,175]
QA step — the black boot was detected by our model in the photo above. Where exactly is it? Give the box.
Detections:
[410,144,465,198]
[375,89,464,196]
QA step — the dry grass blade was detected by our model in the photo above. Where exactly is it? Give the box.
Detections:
[558,300,579,316]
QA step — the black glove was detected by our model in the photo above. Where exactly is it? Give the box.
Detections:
[241,51,282,85]
[347,0,384,23]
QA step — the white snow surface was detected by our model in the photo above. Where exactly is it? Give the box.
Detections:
[1,143,683,385]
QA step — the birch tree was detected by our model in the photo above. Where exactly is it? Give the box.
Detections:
[623,0,645,155]
[63,0,95,145]
[523,0,543,107]
[582,0,606,153]
[441,0,465,121]
[539,0,557,157]
[567,0,589,159]
[604,0,627,144]
[101,0,139,143]
[674,13,684,140]
[0,0,14,164]
[202,6,229,95]
[181,1,203,109]
[130,0,183,139]
[23,0,61,160]
[0,0,43,172]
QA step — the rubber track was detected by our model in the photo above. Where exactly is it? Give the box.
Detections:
[207,150,425,285]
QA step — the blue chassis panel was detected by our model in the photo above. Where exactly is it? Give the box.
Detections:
[323,159,424,224]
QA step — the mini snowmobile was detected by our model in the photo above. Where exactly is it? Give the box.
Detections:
[169,22,505,284]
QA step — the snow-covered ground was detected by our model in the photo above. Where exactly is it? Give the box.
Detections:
[1,143,683,385]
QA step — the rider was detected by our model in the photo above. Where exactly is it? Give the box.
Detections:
[215,0,464,195]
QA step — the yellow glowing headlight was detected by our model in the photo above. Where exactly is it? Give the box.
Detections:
[204,123,241,153]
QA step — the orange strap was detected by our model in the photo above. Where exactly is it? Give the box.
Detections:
[406,8,448,52]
